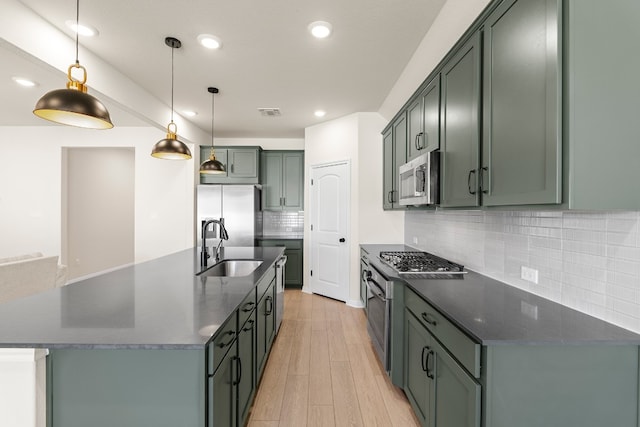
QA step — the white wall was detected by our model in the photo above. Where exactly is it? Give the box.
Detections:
[0,126,194,265]
[212,138,304,151]
[304,113,404,305]
[378,0,491,120]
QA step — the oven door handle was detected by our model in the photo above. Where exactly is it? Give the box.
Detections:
[365,279,386,302]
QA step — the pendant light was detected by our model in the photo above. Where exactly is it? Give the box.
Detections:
[199,87,226,174]
[151,37,192,160]
[33,0,113,129]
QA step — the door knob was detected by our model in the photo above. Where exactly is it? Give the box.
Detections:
[339,238,346,242]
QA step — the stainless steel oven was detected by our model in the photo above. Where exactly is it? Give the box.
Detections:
[361,259,393,374]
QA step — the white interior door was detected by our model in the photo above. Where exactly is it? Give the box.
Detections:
[310,161,350,302]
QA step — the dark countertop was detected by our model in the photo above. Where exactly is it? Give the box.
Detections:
[361,244,640,345]
[0,246,284,350]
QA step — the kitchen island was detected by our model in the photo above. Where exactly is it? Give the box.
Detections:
[0,246,285,427]
[361,244,640,427]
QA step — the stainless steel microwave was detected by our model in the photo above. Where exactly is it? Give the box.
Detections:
[398,151,439,206]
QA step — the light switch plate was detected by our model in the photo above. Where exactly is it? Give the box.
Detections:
[412,236,418,244]
[521,266,539,284]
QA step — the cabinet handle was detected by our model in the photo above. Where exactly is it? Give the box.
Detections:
[467,169,477,195]
[387,191,393,204]
[480,166,488,194]
[421,346,429,372]
[421,312,437,327]
[425,349,435,379]
[230,164,234,173]
[232,356,242,386]
[242,302,255,312]
[216,330,236,348]
[265,296,273,315]
[415,133,423,150]
[362,269,371,282]
[242,319,255,332]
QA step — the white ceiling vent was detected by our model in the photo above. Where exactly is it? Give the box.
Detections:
[258,108,282,117]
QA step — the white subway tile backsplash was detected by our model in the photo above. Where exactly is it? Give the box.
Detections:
[405,210,640,334]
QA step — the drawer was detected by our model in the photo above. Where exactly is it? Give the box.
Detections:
[238,290,256,327]
[405,287,481,378]
[207,313,237,375]
[257,266,276,300]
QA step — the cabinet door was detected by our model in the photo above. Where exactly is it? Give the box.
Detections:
[256,291,268,377]
[237,313,256,427]
[482,0,561,206]
[393,114,408,210]
[256,280,275,378]
[404,310,434,427]
[265,282,276,350]
[382,128,394,210]
[228,149,258,178]
[440,32,481,208]
[432,339,481,427]
[282,152,304,211]
[284,248,303,288]
[261,152,284,210]
[421,76,440,153]
[209,347,237,427]
[407,97,423,161]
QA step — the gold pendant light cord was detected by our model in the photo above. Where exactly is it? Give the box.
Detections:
[211,88,215,149]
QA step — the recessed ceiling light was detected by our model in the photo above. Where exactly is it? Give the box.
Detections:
[314,110,326,118]
[12,77,37,87]
[65,20,98,37]
[183,110,198,117]
[198,34,222,50]
[308,21,332,39]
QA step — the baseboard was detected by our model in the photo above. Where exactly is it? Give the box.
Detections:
[346,299,365,309]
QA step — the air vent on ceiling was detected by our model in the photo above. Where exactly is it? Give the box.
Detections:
[258,108,281,117]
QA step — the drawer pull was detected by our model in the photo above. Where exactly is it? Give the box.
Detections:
[242,301,255,312]
[242,319,255,332]
[425,348,435,379]
[421,312,437,326]
[216,330,236,348]
[421,346,429,372]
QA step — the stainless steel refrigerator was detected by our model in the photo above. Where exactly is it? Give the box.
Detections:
[196,185,262,247]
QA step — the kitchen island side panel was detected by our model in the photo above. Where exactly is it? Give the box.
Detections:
[483,345,639,427]
[47,349,205,427]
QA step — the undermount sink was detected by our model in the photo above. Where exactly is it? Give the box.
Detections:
[198,260,263,277]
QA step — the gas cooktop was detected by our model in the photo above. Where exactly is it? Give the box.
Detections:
[379,251,466,276]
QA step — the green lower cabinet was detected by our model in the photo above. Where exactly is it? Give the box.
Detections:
[237,312,256,426]
[404,310,435,426]
[210,347,237,427]
[256,278,275,377]
[404,309,480,427]
[257,239,303,288]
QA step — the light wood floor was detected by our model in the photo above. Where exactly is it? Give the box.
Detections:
[248,290,420,427]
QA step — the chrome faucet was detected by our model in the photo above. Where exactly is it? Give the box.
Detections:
[201,218,229,267]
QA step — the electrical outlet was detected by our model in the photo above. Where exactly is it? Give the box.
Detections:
[412,236,418,244]
[521,301,539,320]
[520,266,539,284]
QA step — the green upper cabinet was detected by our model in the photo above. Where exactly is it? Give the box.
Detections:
[382,127,394,210]
[408,76,441,161]
[261,151,304,211]
[481,0,562,206]
[382,113,408,210]
[563,0,640,209]
[200,146,261,185]
[440,32,482,208]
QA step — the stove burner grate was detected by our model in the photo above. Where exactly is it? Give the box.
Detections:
[379,251,465,275]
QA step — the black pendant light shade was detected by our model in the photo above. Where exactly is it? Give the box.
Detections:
[33,0,113,129]
[151,122,192,160]
[151,37,192,160]
[200,87,226,174]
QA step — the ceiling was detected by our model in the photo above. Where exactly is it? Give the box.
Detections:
[4,0,446,138]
